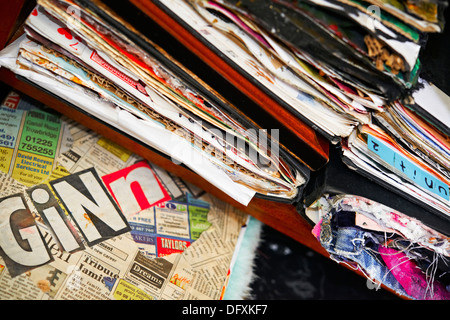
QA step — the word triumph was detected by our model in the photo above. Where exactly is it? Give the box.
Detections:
[0,167,131,277]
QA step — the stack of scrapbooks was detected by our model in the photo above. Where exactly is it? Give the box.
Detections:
[135,0,446,141]
[137,0,450,299]
[116,0,450,229]
[0,0,449,300]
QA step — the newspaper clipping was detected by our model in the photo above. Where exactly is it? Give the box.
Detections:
[0,91,248,300]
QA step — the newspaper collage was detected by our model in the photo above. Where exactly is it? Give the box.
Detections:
[0,91,249,300]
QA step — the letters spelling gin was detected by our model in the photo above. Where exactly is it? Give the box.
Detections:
[0,168,130,277]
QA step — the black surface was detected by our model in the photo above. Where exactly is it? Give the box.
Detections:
[420,5,450,97]
[249,224,400,300]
